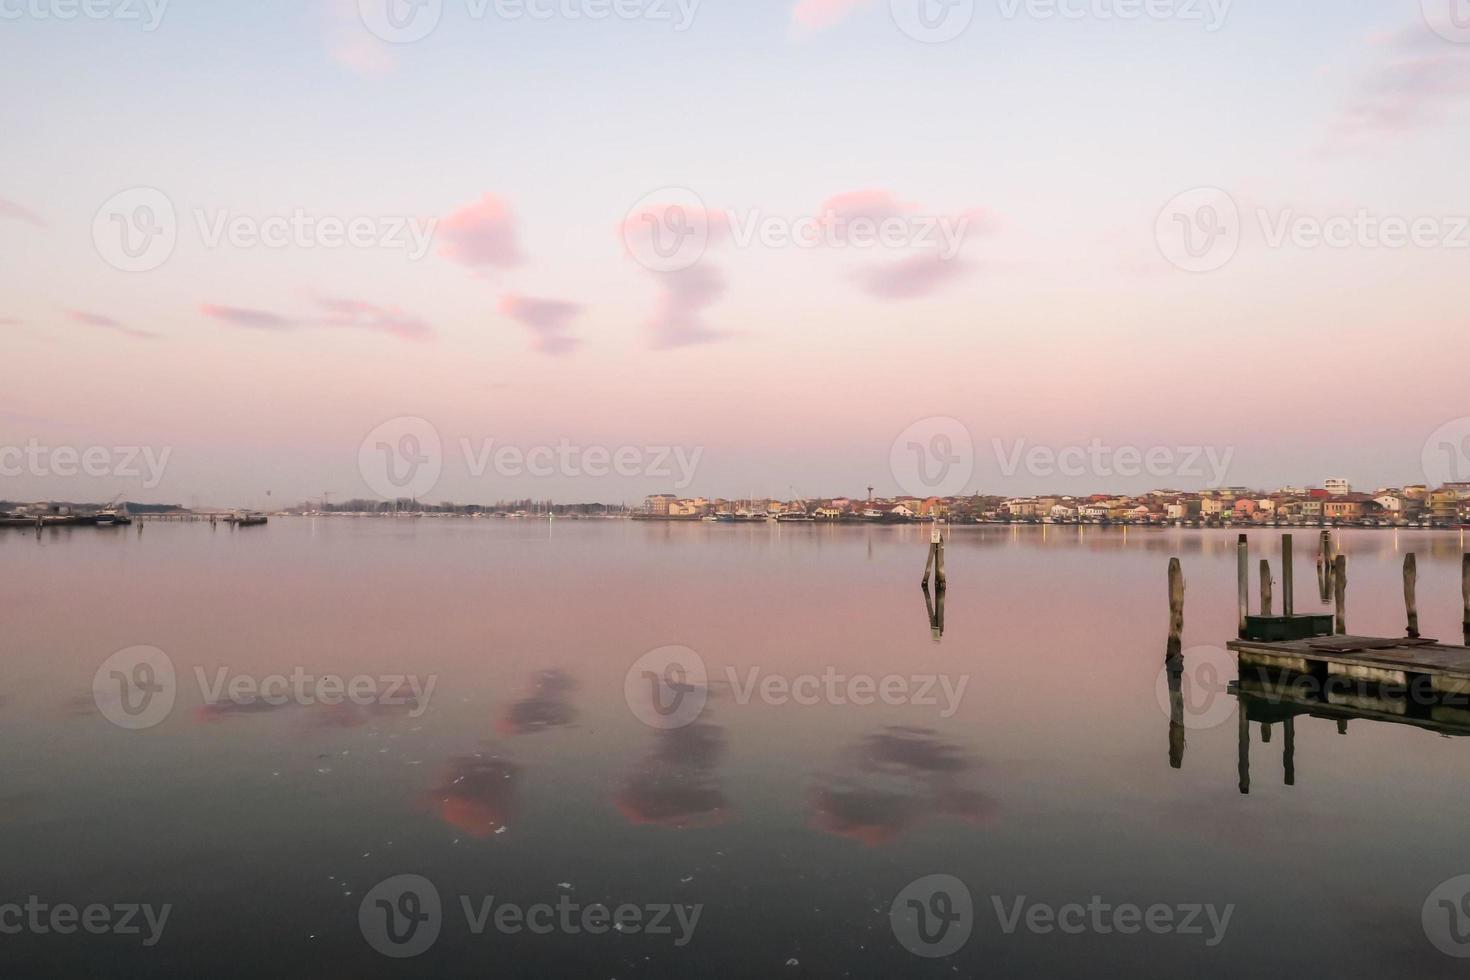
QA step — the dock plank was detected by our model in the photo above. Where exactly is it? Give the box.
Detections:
[1227,635,1470,678]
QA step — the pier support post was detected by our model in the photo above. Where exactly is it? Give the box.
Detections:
[1167,558,1185,660]
[1333,554,1349,635]
[1282,534,1294,617]
[1463,554,1470,647]
[1404,553,1420,639]
[1260,559,1273,617]
[935,535,946,592]
[1237,535,1250,638]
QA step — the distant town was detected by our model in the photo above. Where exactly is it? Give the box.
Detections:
[7,479,1470,529]
[633,479,1470,528]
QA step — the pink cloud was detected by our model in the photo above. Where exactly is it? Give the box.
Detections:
[649,265,730,349]
[818,189,916,226]
[199,304,295,330]
[857,253,970,300]
[0,198,45,227]
[67,310,158,340]
[791,0,871,32]
[317,297,433,341]
[618,201,731,260]
[201,298,433,341]
[1327,27,1470,145]
[498,294,583,356]
[321,0,397,76]
[438,194,523,270]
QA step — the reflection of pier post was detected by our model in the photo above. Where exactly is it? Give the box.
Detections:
[1283,717,1295,786]
[1167,655,1184,770]
[922,584,945,639]
[1237,698,1250,795]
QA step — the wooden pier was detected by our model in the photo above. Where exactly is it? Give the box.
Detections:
[1228,635,1470,696]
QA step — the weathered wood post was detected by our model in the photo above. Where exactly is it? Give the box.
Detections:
[935,531,946,592]
[1333,554,1348,635]
[1317,529,1332,603]
[1260,559,1273,617]
[1404,553,1420,639]
[1167,558,1185,659]
[1237,534,1250,638]
[1282,533,1295,617]
[1337,720,1347,735]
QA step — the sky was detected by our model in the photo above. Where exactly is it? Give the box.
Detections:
[2,0,1469,507]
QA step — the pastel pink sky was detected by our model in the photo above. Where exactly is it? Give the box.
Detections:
[2,1,1468,504]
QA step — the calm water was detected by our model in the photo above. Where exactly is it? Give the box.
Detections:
[4,519,1470,977]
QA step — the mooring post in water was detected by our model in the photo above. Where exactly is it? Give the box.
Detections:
[1260,559,1273,617]
[1404,553,1420,639]
[1167,557,1185,660]
[1283,716,1295,787]
[1237,534,1249,638]
[935,531,946,592]
[1282,533,1295,617]
[1318,529,1332,603]
[921,540,935,588]
[1337,720,1348,735]
[1334,554,1348,635]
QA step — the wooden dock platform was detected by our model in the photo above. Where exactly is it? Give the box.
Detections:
[1227,635,1470,696]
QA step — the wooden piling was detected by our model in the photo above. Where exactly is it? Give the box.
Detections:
[1282,533,1294,617]
[1167,558,1185,659]
[935,536,946,591]
[1318,529,1332,603]
[1259,559,1273,617]
[1404,553,1420,639]
[1333,554,1348,635]
[1237,534,1249,639]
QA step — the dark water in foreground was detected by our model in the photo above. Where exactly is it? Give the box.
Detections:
[3,519,1470,978]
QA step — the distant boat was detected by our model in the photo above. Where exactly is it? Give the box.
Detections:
[777,512,815,523]
[94,508,132,527]
[234,512,268,527]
